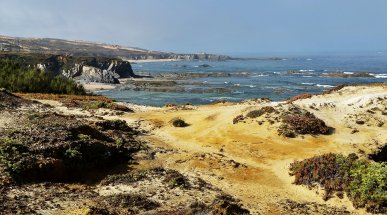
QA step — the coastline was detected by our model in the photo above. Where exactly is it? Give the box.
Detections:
[128,58,181,63]
[82,82,117,92]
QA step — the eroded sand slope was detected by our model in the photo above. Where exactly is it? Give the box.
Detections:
[121,85,386,214]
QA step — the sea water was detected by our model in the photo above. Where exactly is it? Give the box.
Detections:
[99,52,387,106]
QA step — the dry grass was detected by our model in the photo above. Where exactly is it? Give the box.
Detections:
[15,93,112,102]
[287,94,313,103]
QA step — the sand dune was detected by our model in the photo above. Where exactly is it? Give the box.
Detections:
[119,84,386,214]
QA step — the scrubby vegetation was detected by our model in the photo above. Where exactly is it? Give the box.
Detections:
[163,169,190,189]
[0,110,142,183]
[287,94,313,103]
[246,106,276,118]
[289,153,387,213]
[83,101,132,112]
[171,118,189,127]
[233,115,245,124]
[279,111,332,137]
[0,58,85,94]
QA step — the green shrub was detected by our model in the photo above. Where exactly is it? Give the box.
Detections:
[0,138,35,174]
[64,147,83,159]
[289,153,387,213]
[349,160,387,212]
[78,134,92,140]
[0,59,85,95]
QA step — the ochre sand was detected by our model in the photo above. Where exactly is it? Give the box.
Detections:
[37,84,386,214]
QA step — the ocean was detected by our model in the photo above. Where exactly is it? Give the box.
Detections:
[99,52,387,106]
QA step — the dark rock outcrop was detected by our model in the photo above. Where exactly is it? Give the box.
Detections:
[39,55,136,84]
[0,54,136,84]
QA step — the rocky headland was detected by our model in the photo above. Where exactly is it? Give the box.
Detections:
[0,35,231,61]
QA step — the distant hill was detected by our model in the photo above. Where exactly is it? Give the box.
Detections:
[0,35,231,61]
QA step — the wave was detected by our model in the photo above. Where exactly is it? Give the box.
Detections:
[301,82,315,85]
[299,69,315,72]
[233,91,244,94]
[252,74,269,77]
[302,76,313,78]
[370,73,387,79]
[316,84,334,88]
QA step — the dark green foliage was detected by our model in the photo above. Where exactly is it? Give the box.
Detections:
[0,138,36,175]
[0,59,85,94]
[96,119,132,132]
[349,160,387,213]
[171,118,189,127]
[289,153,387,213]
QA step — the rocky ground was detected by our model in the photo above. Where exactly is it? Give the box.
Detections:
[0,84,386,215]
[0,90,249,215]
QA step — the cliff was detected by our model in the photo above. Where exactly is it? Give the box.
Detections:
[1,54,136,84]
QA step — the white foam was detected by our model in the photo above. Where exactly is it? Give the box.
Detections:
[252,74,269,77]
[299,69,315,72]
[302,76,313,78]
[371,73,387,79]
[316,84,334,88]
[301,82,315,85]
[233,91,244,94]
[344,72,354,75]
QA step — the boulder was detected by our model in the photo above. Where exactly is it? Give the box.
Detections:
[81,66,120,84]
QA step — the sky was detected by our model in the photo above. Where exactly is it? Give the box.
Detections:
[1,0,387,54]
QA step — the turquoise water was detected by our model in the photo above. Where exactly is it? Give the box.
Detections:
[100,52,387,106]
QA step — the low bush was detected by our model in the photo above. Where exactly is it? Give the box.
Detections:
[83,101,132,112]
[0,138,36,175]
[163,170,190,189]
[96,119,132,131]
[349,160,387,212]
[233,115,244,124]
[246,106,276,118]
[289,153,387,213]
[279,112,332,137]
[171,118,189,127]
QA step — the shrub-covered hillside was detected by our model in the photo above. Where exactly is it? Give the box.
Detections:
[0,58,85,94]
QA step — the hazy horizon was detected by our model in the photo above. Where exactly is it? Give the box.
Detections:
[1,0,387,54]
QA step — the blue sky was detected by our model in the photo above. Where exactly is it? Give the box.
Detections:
[1,0,387,54]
